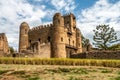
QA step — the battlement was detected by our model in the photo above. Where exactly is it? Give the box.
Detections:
[63,12,75,17]
[0,33,5,36]
[0,33,6,39]
[29,23,53,32]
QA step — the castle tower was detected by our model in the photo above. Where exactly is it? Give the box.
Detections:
[69,13,77,48]
[0,33,10,55]
[69,13,76,33]
[19,22,29,52]
[76,28,82,53]
[51,13,67,58]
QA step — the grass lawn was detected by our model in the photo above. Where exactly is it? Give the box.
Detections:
[0,64,120,80]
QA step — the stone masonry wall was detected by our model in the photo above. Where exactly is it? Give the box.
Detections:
[28,26,51,44]
[0,33,9,56]
[71,51,120,59]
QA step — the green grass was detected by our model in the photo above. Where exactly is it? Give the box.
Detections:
[74,68,88,74]
[110,76,120,80]
[27,76,41,80]
[46,67,89,75]
[117,71,120,75]
[68,76,83,80]
[20,75,31,78]
[101,69,113,73]
[114,76,120,80]
[0,70,8,75]
[0,57,120,68]
[58,68,71,73]
[11,71,25,75]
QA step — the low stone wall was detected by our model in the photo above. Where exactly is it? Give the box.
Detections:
[71,51,120,59]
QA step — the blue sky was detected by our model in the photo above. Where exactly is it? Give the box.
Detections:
[0,0,120,51]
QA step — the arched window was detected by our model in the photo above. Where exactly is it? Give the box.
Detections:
[61,37,63,42]
[73,40,74,46]
[73,17,75,20]
[25,29,27,34]
[29,40,31,43]
[47,36,50,42]
[58,19,60,24]
[67,21,69,24]
[38,38,41,42]
[69,38,70,45]
[79,43,80,47]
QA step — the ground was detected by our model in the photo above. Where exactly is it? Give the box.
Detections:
[0,64,120,80]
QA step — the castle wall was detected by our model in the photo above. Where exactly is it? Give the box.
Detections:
[71,51,120,59]
[19,13,82,58]
[0,33,9,56]
[28,26,51,44]
[34,43,51,58]
[0,40,4,50]
[26,25,52,58]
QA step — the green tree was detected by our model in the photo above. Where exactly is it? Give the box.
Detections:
[93,25,118,50]
[82,35,90,47]
[109,43,120,50]
[9,46,14,54]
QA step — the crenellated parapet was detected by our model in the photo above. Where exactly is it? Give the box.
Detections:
[63,12,74,17]
[0,33,5,40]
[29,23,53,32]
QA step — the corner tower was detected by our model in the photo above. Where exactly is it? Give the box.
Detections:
[76,28,82,53]
[51,13,67,58]
[19,22,29,52]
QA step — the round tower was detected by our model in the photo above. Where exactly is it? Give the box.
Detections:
[76,28,82,53]
[51,13,67,58]
[19,22,29,52]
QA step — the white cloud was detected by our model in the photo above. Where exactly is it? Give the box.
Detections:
[51,0,76,13]
[0,0,120,51]
[77,0,120,44]
[0,0,48,50]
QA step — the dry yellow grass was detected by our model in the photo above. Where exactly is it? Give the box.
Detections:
[0,58,120,68]
[0,64,120,80]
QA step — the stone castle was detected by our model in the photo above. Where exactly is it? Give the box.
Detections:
[19,13,82,58]
[0,33,10,56]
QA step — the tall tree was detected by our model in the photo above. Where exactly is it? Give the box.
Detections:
[93,25,118,50]
[82,35,90,47]
[9,46,14,54]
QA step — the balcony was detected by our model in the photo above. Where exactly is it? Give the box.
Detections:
[66,44,77,50]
